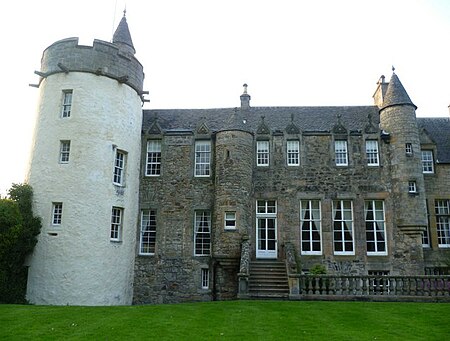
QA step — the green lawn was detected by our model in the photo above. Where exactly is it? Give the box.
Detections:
[1,300,449,340]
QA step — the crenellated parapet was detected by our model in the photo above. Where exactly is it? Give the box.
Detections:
[35,37,145,97]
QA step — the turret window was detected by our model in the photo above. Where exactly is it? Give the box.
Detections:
[366,140,379,166]
[110,207,123,241]
[52,202,63,225]
[224,212,236,230]
[59,140,71,163]
[61,90,73,118]
[408,181,417,194]
[113,150,126,186]
[335,140,348,166]
[421,150,434,173]
[405,143,413,155]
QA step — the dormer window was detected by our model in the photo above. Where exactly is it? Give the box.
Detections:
[257,141,269,166]
[194,140,211,177]
[335,140,348,166]
[421,150,434,173]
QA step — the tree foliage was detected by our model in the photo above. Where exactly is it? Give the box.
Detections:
[0,183,41,303]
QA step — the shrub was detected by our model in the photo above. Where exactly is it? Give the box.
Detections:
[0,184,41,303]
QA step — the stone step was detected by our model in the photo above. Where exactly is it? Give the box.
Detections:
[246,260,289,300]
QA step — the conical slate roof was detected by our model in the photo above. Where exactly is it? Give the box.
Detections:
[113,13,135,54]
[381,72,416,110]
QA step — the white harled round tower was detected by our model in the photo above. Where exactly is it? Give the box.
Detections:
[26,13,145,305]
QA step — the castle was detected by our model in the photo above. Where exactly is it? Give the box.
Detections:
[25,15,450,305]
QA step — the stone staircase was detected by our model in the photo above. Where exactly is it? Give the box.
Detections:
[248,260,289,299]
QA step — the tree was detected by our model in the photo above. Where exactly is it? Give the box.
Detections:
[0,184,41,303]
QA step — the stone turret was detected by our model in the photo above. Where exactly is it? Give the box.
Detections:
[379,70,427,275]
[26,15,144,305]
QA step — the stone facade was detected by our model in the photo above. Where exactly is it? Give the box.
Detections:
[27,16,450,305]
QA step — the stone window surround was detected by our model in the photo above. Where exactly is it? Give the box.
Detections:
[139,209,157,255]
[194,210,211,256]
[334,140,349,166]
[365,199,387,256]
[201,267,210,289]
[300,199,322,255]
[194,140,212,177]
[287,140,300,166]
[224,211,237,230]
[435,199,450,248]
[365,139,380,166]
[256,140,270,166]
[332,199,354,255]
[145,139,162,176]
[421,150,434,174]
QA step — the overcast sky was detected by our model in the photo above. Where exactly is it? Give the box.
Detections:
[1,0,449,196]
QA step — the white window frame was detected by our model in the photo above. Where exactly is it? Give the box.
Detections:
[366,140,379,166]
[335,140,348,166]
[61,90,73,118]
[59,140,70,163]
[224,211,236,230]
[110,207,123,241]
[146,140,161,176]
[365,200,387,255]
[300,200,322,255]
[287,140,300,166]
[139,209,157,255]
[257,140,269,166]
[194,211,211,256]
[405,143,413,155]
[421,150,434,174]
[408,181,417,193]
[113,150,126,186]
[332,200,354,255]
[194,141,211,177]
[52,202,63,225]
[435,200,450,248]
[201,268,209,289]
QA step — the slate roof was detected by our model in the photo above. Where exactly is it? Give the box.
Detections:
[381,73,417,110]
[143,106,380,136]
[143,107,450,163]
[417,117,450,163]
[112,14,135,53]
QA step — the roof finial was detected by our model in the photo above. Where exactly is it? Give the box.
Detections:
[392,65,396,73]
[243,83,248,94]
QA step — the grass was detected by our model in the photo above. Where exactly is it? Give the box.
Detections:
[1,300,449,340]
